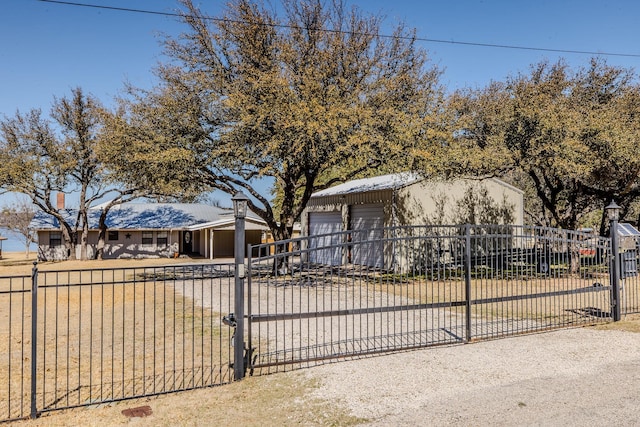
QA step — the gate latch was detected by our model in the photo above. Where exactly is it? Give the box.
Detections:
[223,313,237,347]
[222,313,237,328]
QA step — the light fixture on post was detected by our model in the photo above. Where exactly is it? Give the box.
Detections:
[232,191,248,219]
[606,199,622,322]
[231,191,249,380]
[605,200,621,222]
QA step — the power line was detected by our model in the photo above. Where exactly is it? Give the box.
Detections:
[36,0,640,59]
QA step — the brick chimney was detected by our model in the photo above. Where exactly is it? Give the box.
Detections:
[57,193,65,209]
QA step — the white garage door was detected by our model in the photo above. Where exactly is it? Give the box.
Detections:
[351,204,384,269]
[308,212,343,266]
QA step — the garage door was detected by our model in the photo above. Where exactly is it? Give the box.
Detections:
[351,204,384,269]
[308,212,343,266]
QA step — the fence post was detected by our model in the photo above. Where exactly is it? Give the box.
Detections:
[30,262,38,419]
[232,192,248,380]
[607,201,622,321]
[464,225,472,342]
[246,245,253,375]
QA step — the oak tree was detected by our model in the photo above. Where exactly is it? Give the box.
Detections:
[432,59,640,233]
[103,0,444,242]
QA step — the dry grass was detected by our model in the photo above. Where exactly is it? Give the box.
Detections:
[12,373,365,427]
[10,315,640,427]
[594,313,640,333]
[0,266,234,421]
[357,272,614,326]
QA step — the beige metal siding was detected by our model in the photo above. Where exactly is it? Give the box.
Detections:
[396,178,524,226]
[302,189,393,236]
[304,179,523,229]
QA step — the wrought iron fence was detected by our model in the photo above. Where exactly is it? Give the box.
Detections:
[622,265,640,315]
[0,263,235,422]
[245,225,626,373]
[3,224,639,422]
[0,273,31,423]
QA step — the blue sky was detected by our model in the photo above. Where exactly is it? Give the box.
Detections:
[1,0,639,249]
[2,0,639,116]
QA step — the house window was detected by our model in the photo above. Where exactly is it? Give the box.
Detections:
[50,231,62,247]
[108,230,119,241]
[157,231,168,246]
[142,231,153,245]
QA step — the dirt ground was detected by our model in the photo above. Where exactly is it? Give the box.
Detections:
[8,319,640,427]
[307,325,640,426]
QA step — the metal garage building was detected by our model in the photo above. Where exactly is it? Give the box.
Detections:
[302,173,524,269]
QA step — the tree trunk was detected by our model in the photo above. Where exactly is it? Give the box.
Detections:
[271,225,293,275]
[24,236,31,258]
[80,223,89,260]
[95,210,107,261]
[61,226,76,260]
[95,230,105,260]
[95,205,120,260]
[569,240,581,275]
[64,240,76,260]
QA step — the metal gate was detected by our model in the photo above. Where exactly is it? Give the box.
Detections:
[244,225,621,374]
[1,264,235,422]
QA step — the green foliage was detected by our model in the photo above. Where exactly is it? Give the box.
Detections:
[428,58,640,231]
[104,0,445,239]
[0,89,105,259]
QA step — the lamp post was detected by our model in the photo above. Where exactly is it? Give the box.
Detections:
[232,191,249,379]
[606,200,622,321]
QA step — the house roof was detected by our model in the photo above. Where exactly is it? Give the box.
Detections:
[30,203,266,231]
[311,172,422,198]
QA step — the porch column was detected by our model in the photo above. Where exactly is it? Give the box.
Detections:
[209,229,214,260]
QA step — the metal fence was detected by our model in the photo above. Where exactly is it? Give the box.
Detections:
[3,223,639,422]
[0,263,235,422]
[245,224,631,374]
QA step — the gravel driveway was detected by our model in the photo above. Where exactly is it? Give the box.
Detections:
[167,268,640,425]
[305,327,640,426]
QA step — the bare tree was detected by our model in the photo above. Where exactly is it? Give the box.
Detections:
[0,88,147,260]
[0,197,36,257]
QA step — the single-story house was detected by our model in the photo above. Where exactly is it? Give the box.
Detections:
[31,202,269,261]
[301,172,524,269]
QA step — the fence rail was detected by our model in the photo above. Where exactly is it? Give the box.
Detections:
[1,263,235,422]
